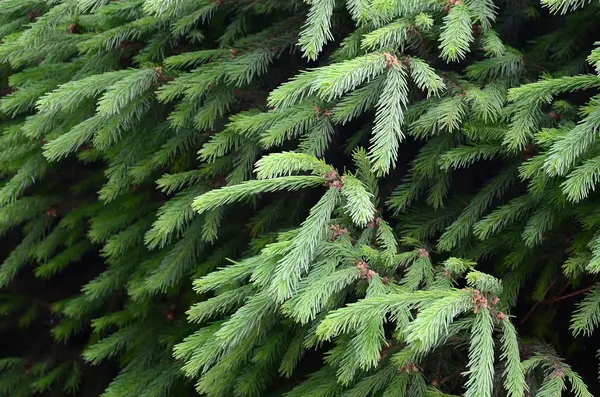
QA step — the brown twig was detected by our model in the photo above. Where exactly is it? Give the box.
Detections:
[432,360,442,385]
[520,284,593,326]
[547,286,593,303]
[519,281,555,326]
[410,27,426,58]
[519,301,541,326]
[554,283,570,298]
[438,369,463,386]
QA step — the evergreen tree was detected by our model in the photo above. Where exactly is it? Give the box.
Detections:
[2,0,600,396]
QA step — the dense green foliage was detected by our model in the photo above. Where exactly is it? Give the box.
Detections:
[2,0,600,396]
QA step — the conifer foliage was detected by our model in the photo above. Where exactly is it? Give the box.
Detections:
[2,0,600,396]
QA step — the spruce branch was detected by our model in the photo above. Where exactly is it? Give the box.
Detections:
[368,59,409,175]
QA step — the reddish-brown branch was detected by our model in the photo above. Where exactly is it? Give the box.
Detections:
[410,27,426,57]
[547,286,593,303]
[519,281,555,326]
[437,369,463,386]
[519,302,541,326]
[432,360,442,384]
[554,283,570,298]
[520,284,593,326]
